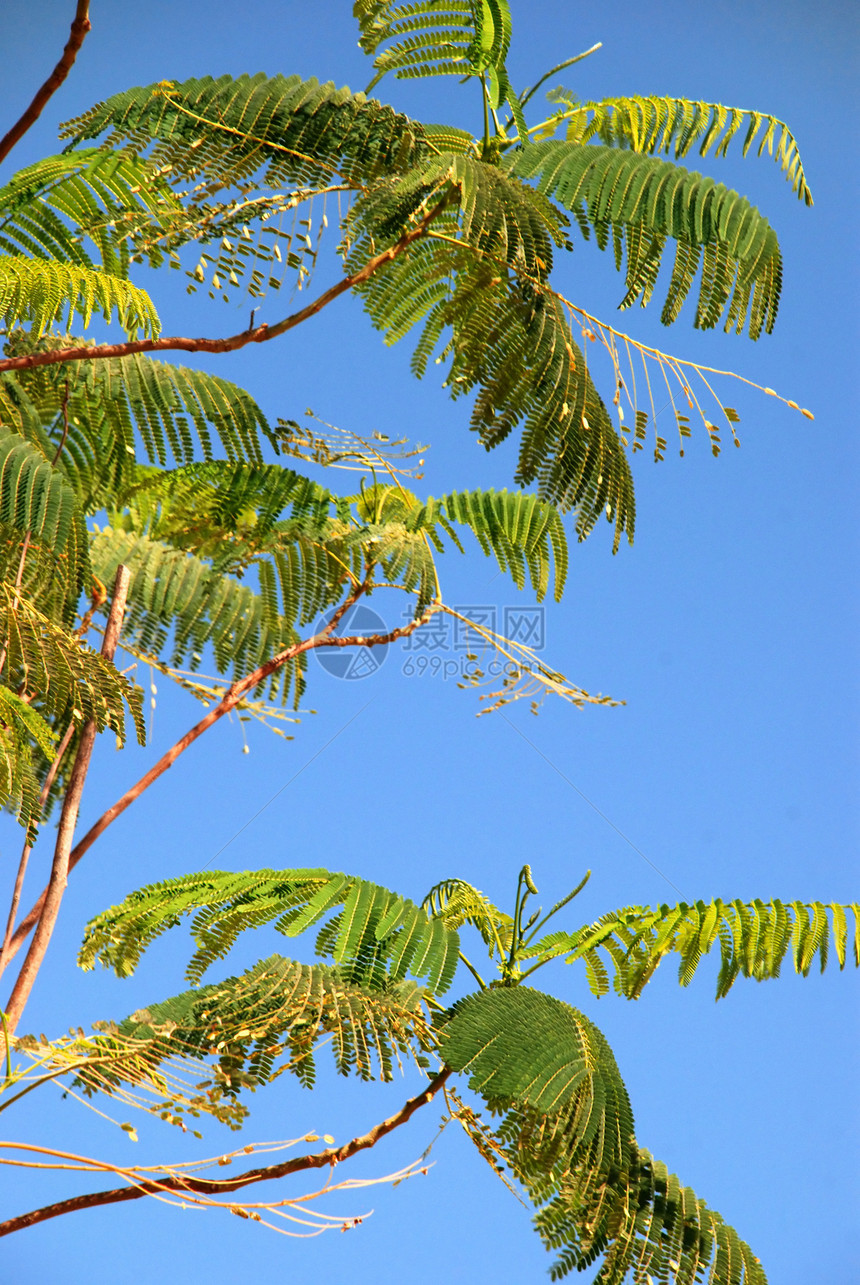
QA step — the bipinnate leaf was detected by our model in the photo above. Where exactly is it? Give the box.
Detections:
[564,898,860,1000]
[439,986,634,1182]
[79,868,460,995]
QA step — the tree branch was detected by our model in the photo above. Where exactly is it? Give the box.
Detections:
[0,196,450,376]
[0,2,92,167]
[3,566,129,1034]
[0,1067,452,1237]
[1,604,440,970]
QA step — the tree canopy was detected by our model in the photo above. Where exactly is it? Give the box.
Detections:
[0,3,854,1282]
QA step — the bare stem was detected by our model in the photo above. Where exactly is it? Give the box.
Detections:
[0,1067,452,1237]
[0,2,92,167]
[3,566,129,1034]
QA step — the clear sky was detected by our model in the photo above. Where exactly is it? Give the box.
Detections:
[1,2,858,1282]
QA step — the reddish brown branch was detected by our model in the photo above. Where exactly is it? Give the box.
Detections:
[0,197,449,376]
[1,605,439,969]
[3,566,129,1034]
[0,2,92,167]
[0,1067,451,1237]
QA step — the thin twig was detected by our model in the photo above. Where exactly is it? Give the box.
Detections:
[2,604,440,968]
[0,1067,452,1237]
[3,566,129,1034]
[0,723,76,976]
[51,381,72,466]
[519,44,603,112]
[0,2,92,167]
[0,195,451,377]
[74,576,107,641]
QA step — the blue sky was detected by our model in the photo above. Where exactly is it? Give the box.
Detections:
[1,2,858,1281]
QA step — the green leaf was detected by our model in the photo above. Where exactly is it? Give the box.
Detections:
[541,1146,768,1283]
[0,149,184,275]
[109,955,433,1092]
[79,867,461,995]
[0,685,57,838]
[88,527,305,707]
[544,93,812,205]
[563,899,860,1000]
[62,73,429,190]
[508,142,783,338]
[0,256,160,339]
[0,580,144,745]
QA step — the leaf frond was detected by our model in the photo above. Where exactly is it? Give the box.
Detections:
[0,348,276,514]
[106,956,433,1095]
[540,92,812,206]
[0,149,184,275]
[0,255,160,339]
[0,428,89,612]
[87,527,305,707]
[423,877,513,960]
[351,157,634,541]
[509,142,783,339]
[564,898,860,1000]
[62,73,429,192]
[540,1146,767,1283]
[0,684,57,838]
[16,958,432,1127]
[439,986,635,1235]
[79,867,461,996]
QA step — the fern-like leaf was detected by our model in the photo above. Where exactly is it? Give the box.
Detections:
[0,581,144,743]
[564,898,860,1000]
[356,1,481,88]
[439,986,635,1221]
[1,351,276,512]
[79,867,461,995]
[88,528,304,706]
[0,684,57,838]
[355,1,526,140]
[114,460,348,624]
[509,143,783,338]
[0,149,183,275]
[439,487,568,601]
[352,157,634,541]
[545,92,812,205]
[0,256,159,339]
[20,958,431,1128]
[423,877,514,960]
[0,429,89,612]
[540,1146,767,1283]
[62,73,429,191]
[60,353,274,467]
[103,956,433,1096]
